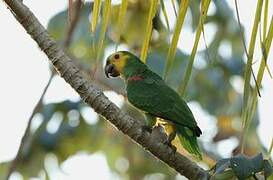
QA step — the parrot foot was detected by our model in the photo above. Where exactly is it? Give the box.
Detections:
[163,131,177,153]
[163,139,177,153]
[141,125,153,133]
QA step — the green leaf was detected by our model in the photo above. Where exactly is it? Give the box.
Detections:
[230,153,264,180]
[178,0,211,97]
[215,158,231,174]
[213,169,236,180]
[96,0,112,60]
[241,16,273,152]
[140,0,159,63]
[242,0,263,109]
[160,0,170,31]
[171,0,177,17]
[264,160,273,178]
[163,0,190,79]
[256,16,273,89]
[213,154,273,180]
[263,0,269,40]
[91,0,102,33]
[239,1,264,148]
[115,0,128,46]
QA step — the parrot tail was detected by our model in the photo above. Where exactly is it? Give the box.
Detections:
[176,124,202,160]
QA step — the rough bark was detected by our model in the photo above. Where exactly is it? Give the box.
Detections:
[2,0,209,179]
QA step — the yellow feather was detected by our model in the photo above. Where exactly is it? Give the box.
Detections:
[110,53,129,73]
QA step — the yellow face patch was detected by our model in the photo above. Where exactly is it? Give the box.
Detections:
[109,52,129,74]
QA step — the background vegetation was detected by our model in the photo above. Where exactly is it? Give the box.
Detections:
[0,0,272,179]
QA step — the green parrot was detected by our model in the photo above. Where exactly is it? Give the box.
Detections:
[104,51,202,159]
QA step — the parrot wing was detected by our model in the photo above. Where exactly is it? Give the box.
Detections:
[126,71,200,135]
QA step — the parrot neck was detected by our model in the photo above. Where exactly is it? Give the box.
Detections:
[123,60,147,81]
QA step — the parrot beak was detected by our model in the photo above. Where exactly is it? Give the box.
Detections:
[104,58,120,78]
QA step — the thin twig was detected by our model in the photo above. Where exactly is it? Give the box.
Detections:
[234,0,261,98]
[5,1,83,178]
[68,0,73,24]
[200,8,211,64]
[64,0,83,47]
[234,0,262,154]
[171,0,177,18]
[6,73,54,179]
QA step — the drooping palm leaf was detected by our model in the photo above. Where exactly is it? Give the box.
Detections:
[90,0,102,33]
[115,0,128,50]
[171,0,177,18]
[178,0,211,97]
[241,16,273,152]
[241,0,263,116]
[163,0,190,79]
[140,0,159,63]
[96,0,111,60]
[160,0,170,31]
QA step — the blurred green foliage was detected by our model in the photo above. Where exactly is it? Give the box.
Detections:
[1,0,271,179]
[212,153,273,179]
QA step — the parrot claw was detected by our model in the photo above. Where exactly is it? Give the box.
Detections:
[163,140,177,153]
[141,125,153,133]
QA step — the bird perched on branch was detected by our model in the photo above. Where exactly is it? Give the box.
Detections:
[105,51,202,159]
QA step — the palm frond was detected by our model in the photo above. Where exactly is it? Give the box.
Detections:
[241,0,263,112]
[140,0,159,63]
[178,0,211,97]
[261,0,272,77]
[96,0,111,60]
[263,0,268,40]
[163,0,190,79]
[241,16,273,153]
[115,0,128,50]
[91,0,102,33]
[234,0,264,153]
[171,0,177,18]
[160,0,170,31]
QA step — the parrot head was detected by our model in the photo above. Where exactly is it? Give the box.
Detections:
[105,51,144,79]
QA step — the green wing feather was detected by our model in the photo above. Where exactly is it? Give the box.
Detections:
[176,125,202,159]
[127,69,198,131]
[126,69,202,158]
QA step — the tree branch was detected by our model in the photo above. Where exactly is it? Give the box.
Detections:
[2,0,209,179]
[6,1,82,178]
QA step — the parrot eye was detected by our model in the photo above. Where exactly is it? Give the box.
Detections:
[114,54,120,59]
